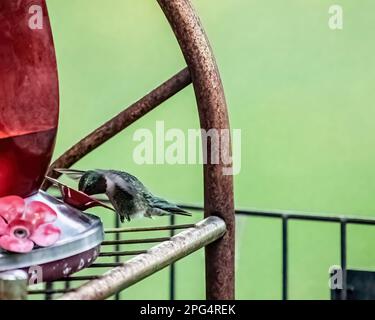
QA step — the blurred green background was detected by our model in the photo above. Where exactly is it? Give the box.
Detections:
[44,0,375,299]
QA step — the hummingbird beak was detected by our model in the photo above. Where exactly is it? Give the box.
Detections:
[54,168,86,180]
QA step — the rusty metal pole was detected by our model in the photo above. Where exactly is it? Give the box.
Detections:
[43,68,191,188]
[157,0,235,299]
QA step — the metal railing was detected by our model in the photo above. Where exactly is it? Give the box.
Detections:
[26,214,223,300]
[26,204,375,300]
[56,216,225,300]
[173,205,375,300]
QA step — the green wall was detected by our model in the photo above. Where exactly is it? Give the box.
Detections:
[45,0,375,299]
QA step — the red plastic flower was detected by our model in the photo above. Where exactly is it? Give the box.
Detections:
[0,196,61,253]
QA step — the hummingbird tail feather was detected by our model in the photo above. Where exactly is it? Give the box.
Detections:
[148,206,192,218]
[167,208,192,217]
[150,197,192,217]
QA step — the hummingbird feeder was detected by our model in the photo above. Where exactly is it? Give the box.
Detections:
[0,0,103,282]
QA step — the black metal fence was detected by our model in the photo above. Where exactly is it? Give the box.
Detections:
[37,204,375,300]
[173,205,375,300]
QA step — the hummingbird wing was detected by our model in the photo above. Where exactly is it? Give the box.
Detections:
[101,171,142,222]
[102,170,192,218]
[110,186,134,223]
[104,170,150,196]
[54,168,86,180]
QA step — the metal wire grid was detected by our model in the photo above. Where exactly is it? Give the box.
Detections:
[27,204,375,300]
[27,212,195,300]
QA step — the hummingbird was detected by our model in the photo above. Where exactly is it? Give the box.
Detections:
[54,169,191,223]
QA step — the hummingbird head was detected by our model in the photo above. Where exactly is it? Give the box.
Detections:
[78,171,107,195]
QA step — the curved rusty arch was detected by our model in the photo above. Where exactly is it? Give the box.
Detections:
[157,0,234,300]
[46,0,234,300]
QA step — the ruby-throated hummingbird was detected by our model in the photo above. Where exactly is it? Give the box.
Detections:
[55,169,191,223]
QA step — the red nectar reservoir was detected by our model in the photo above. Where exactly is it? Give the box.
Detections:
[0,1,59,198]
